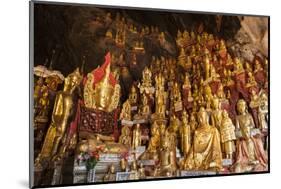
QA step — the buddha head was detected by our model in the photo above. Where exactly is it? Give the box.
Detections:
[197,107,209,126]
[237,99,247,115]
[95,64,114,110]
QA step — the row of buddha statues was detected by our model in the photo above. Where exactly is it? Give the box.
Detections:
[33,17,268,184]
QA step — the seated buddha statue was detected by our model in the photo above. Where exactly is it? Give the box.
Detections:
[120,100,132,121]
[128,85,138,106]
[182,107,222,171]
[134,94,151,121]
[234,99,267,172]
[140,122,161,161]
[138,66,154,97]
[35,68,82,167]
[80,53,121,138]
[118,125,131,147]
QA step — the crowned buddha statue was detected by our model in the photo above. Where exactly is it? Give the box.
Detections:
[35,68,82,167]
[234,99,267,172]
[172,82,183,113]
[246,71,258,93]
[138,66,154,99]
[182,107,222,171]
[220,110,236,159]
[82,52,121,137]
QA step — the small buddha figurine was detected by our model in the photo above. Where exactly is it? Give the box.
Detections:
[105,29,113,39]
[138,66,153,96]
[254,59,266,86]
[36,86,49,119]
[129,161,140,180]
[34,77,45,106]
[245,62,253,73]
[172,82,183,112]
[182,107,222,171]
[138,163,146,179]
[104,164,116,182]
[234,99,267,172]
[120,158,128,172]
[180,110,191,158]
[246,71,258,89]
[220,110,236,159]
[119,125,131,147]
[204,56,211,80]
[120,100,132,121]
[218,39,227,58]
[258,91,268,131]
[249,89,260,128]
[132,124,142,150]
[226,53,234,66]
[35,68,82,166]
[211,96,223,131]
[141,122,160,160]
[176,30,183,47]
[134,94,151,120]
[128,85,138,105]
[233,57,244,74]
[155,132,177,176]
[204,84,213,110]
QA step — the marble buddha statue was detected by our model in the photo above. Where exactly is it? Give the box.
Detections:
[182,107,222,171]
[83,52,120,113]
[35,68,82,166]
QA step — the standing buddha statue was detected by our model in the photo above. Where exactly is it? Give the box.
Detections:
[35,68,82,166]
[132,124,142,150]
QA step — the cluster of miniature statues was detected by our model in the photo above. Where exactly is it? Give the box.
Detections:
[33,12,268,185]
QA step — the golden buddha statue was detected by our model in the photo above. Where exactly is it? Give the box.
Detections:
[245,71,257,88]
[220,110,236,159]
[77,133,128,154]
[138,163,146,179]
[129,161,140,180]
[104,164,116,182]
[36,86,49,119]
[180,110,191,158]
[182,107,222,171]
[210,96,223,131]
[172,82,183,112]
[34,77,45,105]
[234,99,267,172]
[245,62,253,73]
[35,68,82,166]
[154,132,178,176]
[233,57,244,74]
[178,47,187,67]
[204,84,213,110]
[119,125,131,147]
[204,56,211,80]
[141,122,160,160]
[83,53,120,113]
[138,66,153,96]
[226,53,234,66]
[120,100,132,121]
[132,124,142,150]
[219,39,227,58]
[105,29,113,39]
[254,59,263,73]
[128,85,138,105]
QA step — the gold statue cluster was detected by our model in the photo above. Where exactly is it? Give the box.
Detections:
[33,12,268,184]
